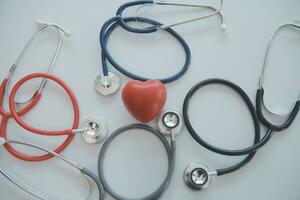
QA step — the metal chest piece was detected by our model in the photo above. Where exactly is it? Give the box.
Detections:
[80,118,107,144]
[156,109,183,136]
[184,162,214,190]
[94,72,120,96]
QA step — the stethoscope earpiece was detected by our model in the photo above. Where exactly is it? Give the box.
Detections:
[156,109,183,136]
[36,19,72,38]
[94,72,121,96]
[79,118,108,144]
[221,23,227,31]
[184,162,215,190]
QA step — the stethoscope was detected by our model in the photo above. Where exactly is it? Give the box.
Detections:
[97,109,183,200]
[181,22,300,190]
[0,137,104,200]
[0,20,107,199]
[0,20,107,163]
[94,0,226,96]
[256,22,300,132]
[182,79,261,190]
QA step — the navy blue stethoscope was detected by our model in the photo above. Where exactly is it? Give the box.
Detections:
[94,0,226,96]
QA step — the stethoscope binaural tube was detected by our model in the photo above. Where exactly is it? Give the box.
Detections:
[0,138,104,200]
[4,20,71,105]
[115,0,226,33]
[256,22,300,132]
[98,124,175,200]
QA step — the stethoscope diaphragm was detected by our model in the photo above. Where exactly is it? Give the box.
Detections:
[94,72,120,96]
[156,109,183,136]
[184,162,215,190]
[80,118,107,144]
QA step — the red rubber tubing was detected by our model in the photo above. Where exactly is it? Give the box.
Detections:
[9,73,80,136]
[0,116,75,161]
[0,73,79,161]
[0,79,42,117]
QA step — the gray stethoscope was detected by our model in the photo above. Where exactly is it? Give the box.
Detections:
[97,109,183,200]
[94,0,226,96]
[1,20,108,145]
[0,137,104,200]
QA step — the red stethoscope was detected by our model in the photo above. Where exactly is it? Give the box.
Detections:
[0,20,107,162]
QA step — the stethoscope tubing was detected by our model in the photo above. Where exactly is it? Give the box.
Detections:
[255,23,300,132]
[8,73,79,136]
[0,73,78,161]
[182,78,274,176]
[183,79,275,157]
[256,88,300,132]
[0,79,41,117]
[116,0,157,34]
[98,124,175,200]
[100,16,191,83]
[1,139,105,200]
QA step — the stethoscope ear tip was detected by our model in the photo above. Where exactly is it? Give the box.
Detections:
[63,30,72,38]
[36,19,46,28]
[221,23,227,31]
[35,19,72,38]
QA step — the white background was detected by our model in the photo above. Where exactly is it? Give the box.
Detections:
[0,0,300,199]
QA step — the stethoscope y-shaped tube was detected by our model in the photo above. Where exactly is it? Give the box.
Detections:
[98,124,175,200]
[0,138,104,200]
[116,0,226,33]
[256,22,300,131]
[5,20,71,105]
[0,73,78,161]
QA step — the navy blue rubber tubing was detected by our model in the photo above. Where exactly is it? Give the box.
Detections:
[100,16,191,83]
[116,0,157,33]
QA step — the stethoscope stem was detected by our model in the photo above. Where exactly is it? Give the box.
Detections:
[5,20,70,105]
[0,138,104,200]
[0,167,49,200]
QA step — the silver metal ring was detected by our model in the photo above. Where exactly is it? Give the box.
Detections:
[94,72,120,96]
[184,162,213,190]
[156,109,183,136]
[80,118,107,144]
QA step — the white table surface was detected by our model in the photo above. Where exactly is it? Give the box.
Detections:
[0,0,300,199]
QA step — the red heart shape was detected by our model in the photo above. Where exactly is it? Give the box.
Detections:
[122,80,167,123]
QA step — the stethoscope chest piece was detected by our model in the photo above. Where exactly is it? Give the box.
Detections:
[184,162,213,190]
[156,109,183,136]
[94,72,120,96]
[80,118,107,144]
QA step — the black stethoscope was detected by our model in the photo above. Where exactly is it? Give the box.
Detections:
[94,0,226,96]
[256,22,300,132]
[181,22,300,190]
